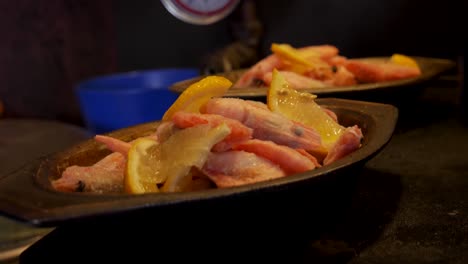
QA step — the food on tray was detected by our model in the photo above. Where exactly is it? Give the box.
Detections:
[52,71,363,194]
[234,43,422,89]
[267,69,362,164]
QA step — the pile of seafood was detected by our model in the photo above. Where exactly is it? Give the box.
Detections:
[52,73,364,194]
[234,43,422,89]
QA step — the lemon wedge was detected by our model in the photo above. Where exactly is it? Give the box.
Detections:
[390,54,420,68]
[162,76,232,121]
[161,123,230,192]
[271,43,314,68]
[125,137,161,194]
[267,69,344,149]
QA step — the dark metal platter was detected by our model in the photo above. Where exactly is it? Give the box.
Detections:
[0,98,398,227]
[170,57,456,98]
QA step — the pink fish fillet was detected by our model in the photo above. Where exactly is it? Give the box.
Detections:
[323,125,363,165]
[233,54,282,88]
[203,98,327,158]
[52,152,125,193]
[262,71,326,89]
[171,111,253,152]
[344,60,422,83]
[233,139,317,174]
[202,151,286,188]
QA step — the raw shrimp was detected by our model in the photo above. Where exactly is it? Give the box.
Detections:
[52,152,125,193]
[233,54,283,88]
[171,111,253,152]
[202,151,286,188]
[203,97,327,159]
[324,125,363,165]
[344,59,421,83]
[233,139,318,174]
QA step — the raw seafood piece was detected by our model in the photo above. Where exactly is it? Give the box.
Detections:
[51,71,366,194]
[234,44,341,88]
[323,125,363,165]
[323,66,357,86]
[171,111,253,152]
[203,97,327,158]
[95,135,131,155]
[234,43,422,89]
[344,59,421,83]
[323,55,348,67]
[52,135,148,193]
[94,134,159,155]
[233,54,282,88]
[296,149,321,168]
[52,152,125,193]
[233,139,317,174]
[202,151,286,188]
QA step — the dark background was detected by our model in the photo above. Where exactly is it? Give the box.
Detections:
[0,0,465,124]
[115,0,465,70]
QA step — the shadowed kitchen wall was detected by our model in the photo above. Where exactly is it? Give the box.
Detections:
[0,0,116,124]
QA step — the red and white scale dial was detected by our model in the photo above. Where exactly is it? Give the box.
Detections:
[161,0,241,25]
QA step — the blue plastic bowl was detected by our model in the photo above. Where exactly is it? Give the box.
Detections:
[76,68,199,134]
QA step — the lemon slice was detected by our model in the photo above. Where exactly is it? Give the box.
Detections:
[390,54,420,68]
[162,76,232,121]
[125,137,161,194]
[271,43,314,68]
[267,69,344,149]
